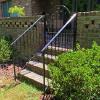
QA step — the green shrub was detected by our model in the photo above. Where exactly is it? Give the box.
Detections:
[0,37,12,63]
[0,33,13,43]
[49,42,100,100]
[8,6,25,17]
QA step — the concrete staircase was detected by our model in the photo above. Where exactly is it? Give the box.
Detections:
[18,46,69,89]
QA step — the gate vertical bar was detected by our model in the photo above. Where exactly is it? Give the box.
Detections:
[72,0,78,12]
[88,0,91,11]
[91,0,95,10]
[88,0,95,11]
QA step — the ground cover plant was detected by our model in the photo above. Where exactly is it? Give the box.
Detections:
[49,42,100,100]
[0,35,42,100]
[0,36,12,63]
[0,82,42,100]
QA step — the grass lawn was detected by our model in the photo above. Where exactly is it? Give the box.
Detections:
[0,82,42,100]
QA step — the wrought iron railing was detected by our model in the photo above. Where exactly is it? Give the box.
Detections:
[11,15,45,60]
[41,13,77,93]
[46,5,71,34]
[11,15,45,80]
[10,5,76,91]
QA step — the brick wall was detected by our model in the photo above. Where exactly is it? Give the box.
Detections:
[0,16,37,39]
[0,0,60,16]
[12,0,60,15]
[31,0,60,15]
[77,11,100,48]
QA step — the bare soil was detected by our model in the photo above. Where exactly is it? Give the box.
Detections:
[0,64,22,88]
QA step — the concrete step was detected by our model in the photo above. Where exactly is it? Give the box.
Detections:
[33,53,57,64]
[26,61,50,78]
[46,46,70,56]
[18,69,50,89]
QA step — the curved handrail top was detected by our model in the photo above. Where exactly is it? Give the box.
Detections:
[41,13,77,52]
[56,5,71,14]
[11,15,45,46]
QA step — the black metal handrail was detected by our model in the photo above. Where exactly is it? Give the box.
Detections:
[11,15,45,46]
[41,13,77,94]
[41,13,77,52]
[45,5,71,35]
[56,5,71,14]
[10,15,45,81]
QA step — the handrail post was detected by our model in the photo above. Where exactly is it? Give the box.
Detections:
[43,13,47,47]
[13,62,16,81]
[73,14,77,50]
[72,0,77,50]
[42,13,46,96]
[42,51,46,98]
[13,53,16,81]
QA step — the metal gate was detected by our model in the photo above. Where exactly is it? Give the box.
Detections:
[44,5,76,50]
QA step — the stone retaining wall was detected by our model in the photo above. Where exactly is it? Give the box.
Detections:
[0,16,41,40]
[77,11,100,48]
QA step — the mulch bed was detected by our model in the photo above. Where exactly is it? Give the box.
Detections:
[0,64,22,88]
[0,64,22,78]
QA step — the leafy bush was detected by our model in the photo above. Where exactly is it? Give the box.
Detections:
[49,42,100,100]
[0,36,12,63]
[0,33,13,43]
[8,6,25,17]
